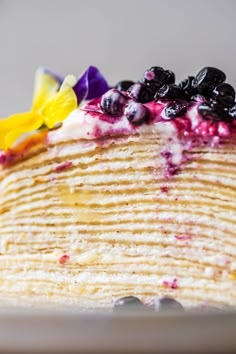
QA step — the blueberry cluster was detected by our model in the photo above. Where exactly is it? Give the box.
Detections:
[100,66,236,124]
[100,89,149,126]
[193,67,236,122]
[113,296,183,312]
[198,82,236,122]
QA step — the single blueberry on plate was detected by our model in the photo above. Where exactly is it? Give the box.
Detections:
[155,297,184,312]
[100,89,127,116]
[193,67,226,96]
[124,101,150,126]
[115,80,135,92]
[212,83,235,107]
[113,296,146,311]
[164,100,188,119]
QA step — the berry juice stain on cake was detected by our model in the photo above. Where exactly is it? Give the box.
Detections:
[163,278,178,290]
[58,254,70,265]
[55,161,73,172]
[160,186,169,193]
[174,235,192,241]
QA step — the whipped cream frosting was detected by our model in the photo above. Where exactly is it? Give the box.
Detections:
[1,96,235,169]
[45,97,235,177]
[48,97,233,146]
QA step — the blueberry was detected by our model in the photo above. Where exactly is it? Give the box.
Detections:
[142,66,165,84]
[178,76,198,99]
[229,104,236,119]
[100,89,127,116]
[139,85,157,103]
[155,84,184,100]
[115,80,135,92]
[212,83,235,107]
[124,101,149,126]
[141,67,175,86]
[191,94,206,103]
[113,296,146,312]
[127,83,156,103]
[164,100,188,119]
[193,67,226,96]
[165,70,176,84]
[198,101,231,122]
[127,83,142,100]
[155,297,184,312]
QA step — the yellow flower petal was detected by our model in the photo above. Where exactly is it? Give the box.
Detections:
[31,68,60,113]
[0,112,43,150]
[42,75,77,129]
[0,72,78,151]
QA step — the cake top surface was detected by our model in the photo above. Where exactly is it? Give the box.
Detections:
[0,65,236,165]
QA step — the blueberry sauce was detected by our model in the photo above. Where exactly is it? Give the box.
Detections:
[82,96,234,140]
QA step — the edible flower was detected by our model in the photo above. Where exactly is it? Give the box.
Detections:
[0,66,109,151]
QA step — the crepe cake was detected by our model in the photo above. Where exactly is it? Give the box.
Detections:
[0,65,235,310]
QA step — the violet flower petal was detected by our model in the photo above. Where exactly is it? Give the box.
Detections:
[73,66,109,104]
[42,68,64,86]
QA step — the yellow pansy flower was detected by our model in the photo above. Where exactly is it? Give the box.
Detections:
[0,69,77,151]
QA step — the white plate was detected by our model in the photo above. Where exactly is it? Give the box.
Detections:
[0,308,235,353]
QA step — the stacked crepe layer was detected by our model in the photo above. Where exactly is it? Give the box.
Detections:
[0,129,235,309]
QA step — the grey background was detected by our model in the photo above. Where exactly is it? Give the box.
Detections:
[0,0,235,116]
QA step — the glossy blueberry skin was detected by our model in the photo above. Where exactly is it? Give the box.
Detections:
[191,94,206,103]
[142,66,175,86]
[165,70,175,84]
[127,83,142,100]
[212,83,235,107]
[100,89,127,116]
[155,297,184,312]
[229,104,236,119]
[155,84,184,100]
[193,67,226,96]
[198,101,231,122]
[115,80,135,92]
[124,101,150,126]
[113,296,146,311]
[164,100,188,119]
[127,83,156,103]
[178,76,198,99]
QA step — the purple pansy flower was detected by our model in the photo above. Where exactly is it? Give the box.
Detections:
[44,66,109,104]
